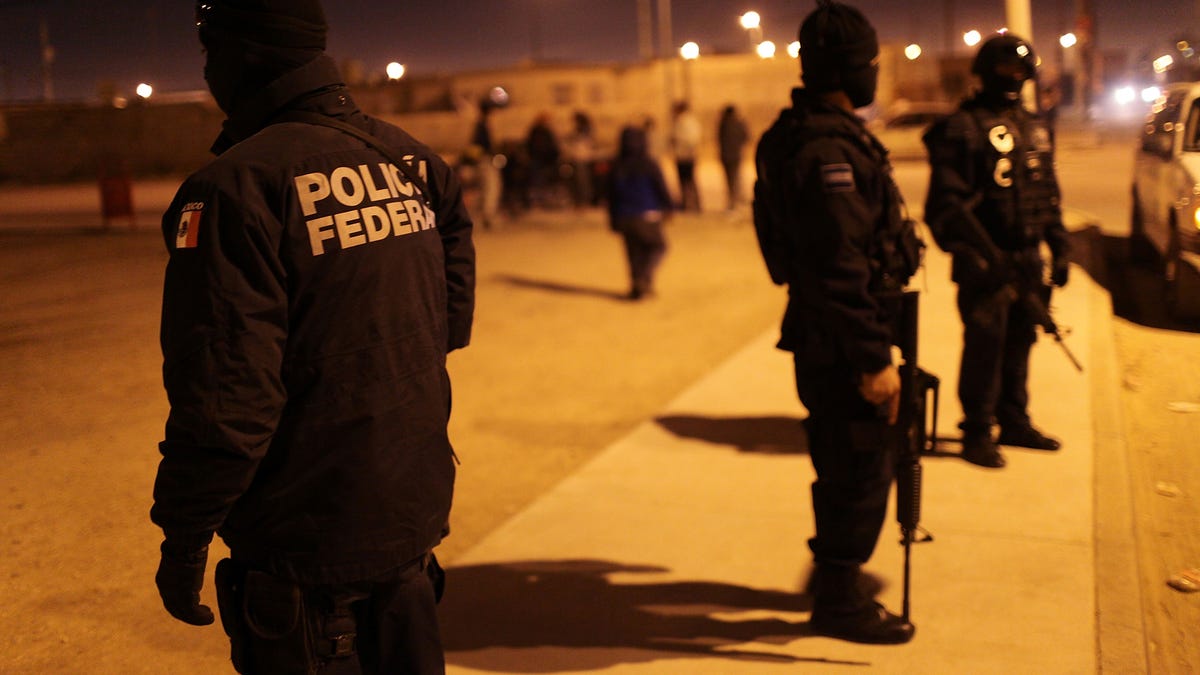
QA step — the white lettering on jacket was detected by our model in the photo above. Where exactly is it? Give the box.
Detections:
[296,162,435,256]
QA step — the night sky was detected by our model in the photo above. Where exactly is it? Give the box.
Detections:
[0,0,1195,102]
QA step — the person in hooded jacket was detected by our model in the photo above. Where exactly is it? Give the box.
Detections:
[150,2,474,673]
[922,34,1069,469]
[607,125,673,300]
[753,0,921,645]
[717,104,750,211]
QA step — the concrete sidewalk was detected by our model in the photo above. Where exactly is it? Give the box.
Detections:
[438,232,1130,673]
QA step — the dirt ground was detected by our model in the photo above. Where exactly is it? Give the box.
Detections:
[0,204,784,673]
[2,137,1198,672]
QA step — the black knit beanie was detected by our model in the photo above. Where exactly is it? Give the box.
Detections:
[196,0,327,51]
[196,0,328,113]
[798,0,879,93]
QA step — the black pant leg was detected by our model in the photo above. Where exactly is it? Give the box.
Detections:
[996,296,1038,429]
[794,359,894,567]
[956,284,1010,434]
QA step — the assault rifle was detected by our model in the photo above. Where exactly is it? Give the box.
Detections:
[888,290,937,627]
[940,204,1084,372]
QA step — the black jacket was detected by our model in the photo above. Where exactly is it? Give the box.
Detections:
[150,55,475,584]
[754,88,919,376]
[923,94,1068,284]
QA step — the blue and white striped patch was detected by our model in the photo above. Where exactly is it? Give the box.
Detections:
[820,163,855,193]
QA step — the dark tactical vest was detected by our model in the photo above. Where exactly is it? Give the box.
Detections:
[962,106,1059,251]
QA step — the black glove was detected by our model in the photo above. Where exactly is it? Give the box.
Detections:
[155,541,215,626]
[1051,257,1069,287]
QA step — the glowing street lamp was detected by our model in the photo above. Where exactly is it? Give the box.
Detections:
[964,30,982,48]
[1059,32,1077,49]
[740,11,763,50]
[787,40,800,59]
[904,43,922,60]
[135,83,153,99]
[386,62,406,80]
[679,41,700,60]
[756,40,776,59]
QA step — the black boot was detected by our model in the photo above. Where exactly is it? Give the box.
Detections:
[997,424,1061,451]
[961,432,1006,468]
[809,565,915,644]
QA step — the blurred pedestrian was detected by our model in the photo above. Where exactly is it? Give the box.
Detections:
[469,98,503,228]
[670,101,702,211]
[923,34,1069,469]
[151,1,475,673]
[565,110,597,208]
[525,112,562,208]
[642,115,665,159]
[752,0,921,644]
[717,104,749,210]
[608,125,672,300]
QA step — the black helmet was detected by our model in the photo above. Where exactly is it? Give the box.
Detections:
[798,0,880,108]
[972,33,1037,103]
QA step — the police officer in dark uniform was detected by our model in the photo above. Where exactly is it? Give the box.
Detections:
[150,2,474,673]
[753,0,921,645]
[923,34,1069,469]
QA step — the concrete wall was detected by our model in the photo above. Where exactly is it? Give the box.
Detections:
[0,44,934,184]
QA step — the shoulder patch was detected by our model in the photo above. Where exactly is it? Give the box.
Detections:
[820,163,855,193]
[174,202,204,249]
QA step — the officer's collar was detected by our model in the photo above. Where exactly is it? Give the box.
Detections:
[791,87,868,129]
[211,54,347,155]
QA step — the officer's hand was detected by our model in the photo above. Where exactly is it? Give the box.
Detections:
[1051,257,1069,287]
[958,250,989,276]
[860,365,901,424]
[155,542,215,626]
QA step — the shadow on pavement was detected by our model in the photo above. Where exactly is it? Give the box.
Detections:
[655,415,809,455]
[494,273,629,301]
[440,559,875,671]
[1068,225,1200,333]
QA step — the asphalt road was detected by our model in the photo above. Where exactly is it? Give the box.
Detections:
[0,129,1197,673]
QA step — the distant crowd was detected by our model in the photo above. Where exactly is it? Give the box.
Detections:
[455,99,751,229]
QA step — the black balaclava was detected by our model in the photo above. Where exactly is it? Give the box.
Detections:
[195,0,328,115]
[972,34,1038,107]
[798,0,880,108]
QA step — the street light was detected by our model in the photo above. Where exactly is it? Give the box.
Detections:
[386,62,406,80]
[964,30,982,48]
[1059,32,1077,49]
[740,11,763,51]
[787,40,800,59]
[680,41,699,102]
[135,83,153,99]
[756,40,776,59]
[905,44,922,60]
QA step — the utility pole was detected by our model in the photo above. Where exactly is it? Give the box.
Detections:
[1005,0,1033,43]
[39,14,54,101]
[530,1,543,63]
[943,0,955,55]
[1005,0,1035,110]
[1077,0,1096,119]
[656,0,674,119]
[637,0,653,61]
